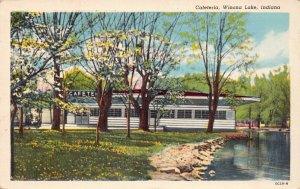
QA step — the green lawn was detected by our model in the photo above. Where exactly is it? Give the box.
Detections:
[13,130,218,180]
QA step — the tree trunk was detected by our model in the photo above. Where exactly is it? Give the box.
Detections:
[39,109,42,127]
[11,98,17,129]
[97,89,112,132]
[207,106,216,132]
[154,114,157,132]
[52,105,61,130]
[49,101,52,124]
[61,109,65,134]
[95,86,112,144]
[207,87,219,132]
[97,108,109,131]
[139,102,150,131]
[18,106,24,135]
[52,58,61,130]
[126,95,131,138]
[10,99,17,177]
[10,99,17,178]
[248,106,252,129]
[257,113,261,128]
[62,89,67,134]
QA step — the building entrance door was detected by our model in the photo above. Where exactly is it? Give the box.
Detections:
[76,112,89,125]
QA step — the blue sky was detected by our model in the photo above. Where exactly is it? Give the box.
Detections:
[173,13,289,78]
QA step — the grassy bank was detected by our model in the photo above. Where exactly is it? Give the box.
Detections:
[13,130,218,180]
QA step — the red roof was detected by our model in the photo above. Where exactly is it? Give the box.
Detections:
[113,89,256,99]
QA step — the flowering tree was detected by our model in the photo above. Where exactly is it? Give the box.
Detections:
[11,27,52,132]
[125,19,182,131]
[25,12,102,130]
[81,31,132,143]
[26,12,80,130]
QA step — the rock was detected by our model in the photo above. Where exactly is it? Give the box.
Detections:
[156,163,177,168]
[149,138,226,180]
[206,139,214,143]
[201,155,213,162]
[159,167,181,174]
[201,159,211,166]
[199,154,207,160]
[180,172,197,181]
[200,151,211,157]
[193,167,206,175]
[208,170,216,177]
[178,165,193,173]
[191,169,202,179]
[191,162,202,168]
[211,146,216,152]
[197,166,208,171]
[150,172,184,181]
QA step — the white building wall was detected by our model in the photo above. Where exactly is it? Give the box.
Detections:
[42,104,236,130]
[41,109,52,124]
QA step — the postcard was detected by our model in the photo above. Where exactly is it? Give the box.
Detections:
[0,0,300,189]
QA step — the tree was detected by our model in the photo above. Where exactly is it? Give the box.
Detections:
[150,78,185,131]
[63,67,96,90]
[124,13,182,131]
[259,66,290,127]
[26,12,100,130]
[223,79,247,128]
[27,12,81,130]
[10,12,52,178]
[178,73,209,92]
[11,14,52,131]
[184,13,257,132]
[234,66,290,128]
[80,30,132,143]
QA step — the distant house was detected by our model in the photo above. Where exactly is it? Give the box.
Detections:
[41,90,258,131]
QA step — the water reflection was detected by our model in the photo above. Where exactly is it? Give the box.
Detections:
[204,132,290,180]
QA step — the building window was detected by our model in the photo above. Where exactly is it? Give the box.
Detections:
[124,109,139,117]
[215,111,226,120]
[195,110,209,119]
[177,110,192,119]
[194,110,226,120]
[107,108,122,117]
[90,108,99,116]
[162,110,175,118]
[77,111,88,116]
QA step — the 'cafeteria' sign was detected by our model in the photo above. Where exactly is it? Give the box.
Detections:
[68,90,97,97]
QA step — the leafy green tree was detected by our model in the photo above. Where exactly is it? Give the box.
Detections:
[263,66,290,126]
[63,67,96,90]
[178,73,209,92]
[182,13,257,132]
[150,78,186,132]
[236,66,290,127]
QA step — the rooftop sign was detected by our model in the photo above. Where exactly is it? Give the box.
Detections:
[67,90,97,97]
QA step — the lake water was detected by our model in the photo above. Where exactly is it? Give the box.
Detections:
[204,131,290,180]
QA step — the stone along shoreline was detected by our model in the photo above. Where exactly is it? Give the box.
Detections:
[149,137,226,181]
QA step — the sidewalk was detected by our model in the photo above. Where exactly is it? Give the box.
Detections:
[24,124,164,131]
[24,124,97,130]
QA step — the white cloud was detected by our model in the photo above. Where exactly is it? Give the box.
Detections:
[230,64,289,83]
[255,30,288,62]
[253,65,289,78]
